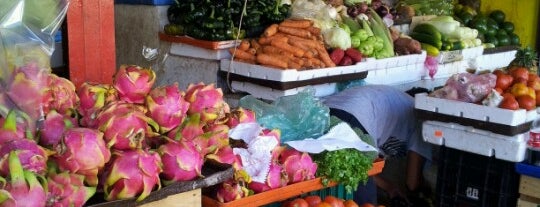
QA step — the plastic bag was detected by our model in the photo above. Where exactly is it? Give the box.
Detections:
[291,0,337,31]
[0,0,70,129]
[238,89,330,142]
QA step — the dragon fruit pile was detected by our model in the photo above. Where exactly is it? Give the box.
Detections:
[0,63,318,205]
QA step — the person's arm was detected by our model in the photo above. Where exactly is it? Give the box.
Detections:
[372,174,407,199]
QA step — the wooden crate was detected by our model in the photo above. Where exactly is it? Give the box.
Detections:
[518,175,540,206]
[141,188,201,207]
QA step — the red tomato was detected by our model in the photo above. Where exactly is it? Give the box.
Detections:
[343,200,359,207]
[289,198,309,207]
[517,95,536,111]
[323,196,344,207]
[304,195,322,207]
[495,73,514,91]
[314,202,333,207]
[500,94,519,110]
[510,68,530,82]
[360,203,375,207]
[536,90,540,106]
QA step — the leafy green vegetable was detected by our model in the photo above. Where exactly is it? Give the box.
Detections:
[314,116,377,193]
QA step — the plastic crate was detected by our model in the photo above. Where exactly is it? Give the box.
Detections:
[435,146,520,207]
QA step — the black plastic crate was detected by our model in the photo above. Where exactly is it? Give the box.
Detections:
[435,146,520,207]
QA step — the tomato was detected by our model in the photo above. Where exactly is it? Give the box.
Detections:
[517,95,536,111]
[495,73,514,91]
[494,87,504,94]
[499,95,519,110]
[289,198,309,207]
[492,69,506,76]
[343,200,359,207]
[360,203,375,207]
[323,196,344,207]
[304,195,322,207]
[510,68,530,82]
[314,202,333,207]
[535,90,540,106]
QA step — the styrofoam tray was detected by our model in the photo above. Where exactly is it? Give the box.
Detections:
[475,50,517,70]
[437,46,484,64]
[220,59,373,82]
[364,62,426,85]
[431,60,468,79]
[422,120,527,162]
[372,51,427,70]
[230,81,336,101]
[169,42,232,60]
[415,93,538,126]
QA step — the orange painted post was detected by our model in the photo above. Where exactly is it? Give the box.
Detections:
[67,0,116,88]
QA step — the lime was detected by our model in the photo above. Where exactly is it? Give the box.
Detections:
[497,33,510,46]
[509,33,521,45]
[485,35,499,47]
[501,21,515,33]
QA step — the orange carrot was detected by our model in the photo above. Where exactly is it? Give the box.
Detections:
[270,40,305,57]
[288,60,302,70]
[238,40,250,51]
[278,26,312,39]
[229,48,256,62]
[257,53,288,69]
[279,19,313,28]
[258,33,287,45]
[317,47,336,67]
[287,35,323,51]
[250,39,262,53]
[306,26,321,36]
[262,45,295,58]
[263,24,279,37]
[247,48,257,55]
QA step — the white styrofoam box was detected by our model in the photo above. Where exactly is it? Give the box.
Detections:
[169,42,232,60]
[372,51,427,70]
[422,120,528,162]
[392,77,448,92]
[436,46,484,64]
[230,81,337,101]
[415,93,538,126]
[475,50,518,71]
[364,52,427,85]
[429,60,467,80]
[221,59,371,82]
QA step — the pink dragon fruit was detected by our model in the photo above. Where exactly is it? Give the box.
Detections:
[204,124,230,154]
[146,83,190,134]
[0,110,26,145]
[0,151,47,207]
[167,113,204,141]
[42,74,79,115]
[158,140,203,183]
[0,139,49,176]
[98,109,159,150]
[226,107,256,128]
[103,149,162,202]
[184,83,230,124]
[5,63,48,121]
[77,82,117,123]
[206,145,243,170]
[113,65,156,104]
[39,110,77,148]
[216,180,248,203]
[89,101,146,128]
[248,162,289,193]
[279,148,317,184]
[46,172,96,207]
[54,128,111,186]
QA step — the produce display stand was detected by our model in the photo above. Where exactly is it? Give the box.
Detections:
[85,162,234,207]
[201,159,385,207]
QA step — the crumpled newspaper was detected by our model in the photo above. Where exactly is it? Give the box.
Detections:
[229,123,279,183]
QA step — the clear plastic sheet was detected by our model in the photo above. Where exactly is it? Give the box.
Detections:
[0,0,70,128]
[238,89,330,143]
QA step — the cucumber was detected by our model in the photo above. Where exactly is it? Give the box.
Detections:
[409,32,442,49]
[450,40,466,50]
[421,43,440,57]
[412,23,442,40]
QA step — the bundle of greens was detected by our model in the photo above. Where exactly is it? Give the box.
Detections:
[166,0,290,41]
[312,116,378,193]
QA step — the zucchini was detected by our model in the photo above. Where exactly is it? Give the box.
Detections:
[413,23,442,40]
[409,32,442,49]
[421,43,440,57]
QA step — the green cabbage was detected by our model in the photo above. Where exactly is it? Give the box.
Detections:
[323,27,352,50]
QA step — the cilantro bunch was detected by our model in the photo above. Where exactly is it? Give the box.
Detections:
[313,116,378,193]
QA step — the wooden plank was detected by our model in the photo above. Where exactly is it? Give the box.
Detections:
[520,175,540,198]
[140,189,201,207]
[67,0,115,88]
[517,196,540,207]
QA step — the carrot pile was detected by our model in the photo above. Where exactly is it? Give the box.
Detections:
[229,19,336,70]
